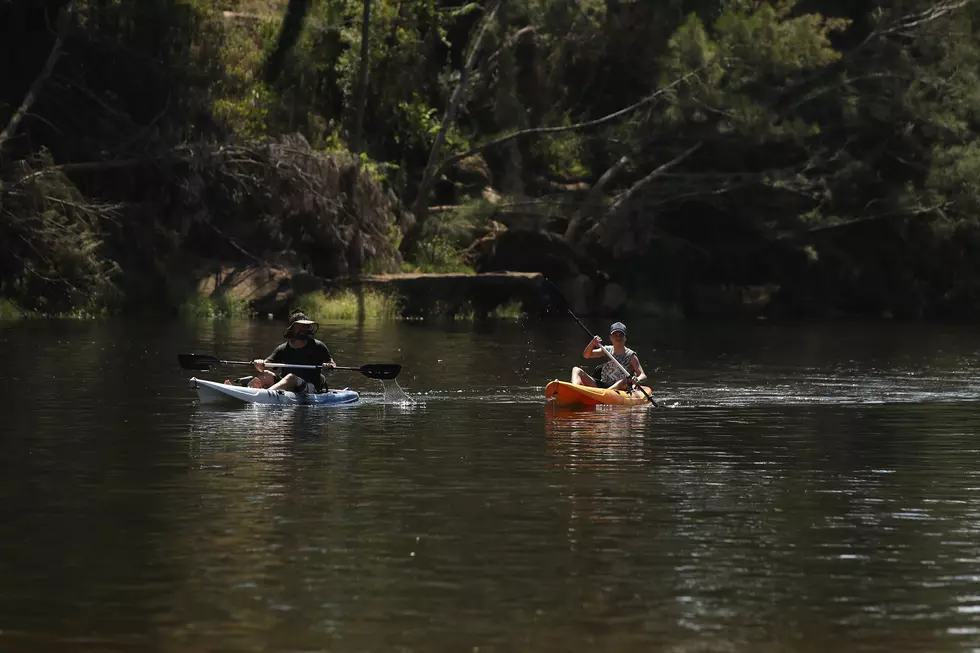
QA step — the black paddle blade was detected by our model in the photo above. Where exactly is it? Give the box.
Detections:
[359,363,401,380]
[178,353,220,370]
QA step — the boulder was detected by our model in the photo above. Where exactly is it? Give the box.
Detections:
[470,228,585,282]
[353,271,545,318]
[598,282,628,315]
[686,283,780,317]
[195,263,304,317]
[197,264,289,301]
[450,155,493,192]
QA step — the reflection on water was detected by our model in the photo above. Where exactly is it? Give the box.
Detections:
[544,404,652,465]
[3,317,980,652]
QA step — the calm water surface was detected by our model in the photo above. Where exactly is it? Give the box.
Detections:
[3,317,980,652]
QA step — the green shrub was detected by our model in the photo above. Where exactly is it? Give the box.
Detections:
[402,235,475,274]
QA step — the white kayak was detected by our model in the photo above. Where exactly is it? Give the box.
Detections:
[190,377,360,406]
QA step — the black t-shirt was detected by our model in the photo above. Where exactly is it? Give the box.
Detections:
[266,339,333,389]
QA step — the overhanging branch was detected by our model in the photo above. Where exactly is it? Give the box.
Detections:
[0,0,77,152]
[431,70,701,186]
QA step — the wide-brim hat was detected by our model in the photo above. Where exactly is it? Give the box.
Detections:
[609,321,627,335]
[283,313,319,338]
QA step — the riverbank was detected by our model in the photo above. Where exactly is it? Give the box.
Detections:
[4,2,980,322]
[191,268,585,320]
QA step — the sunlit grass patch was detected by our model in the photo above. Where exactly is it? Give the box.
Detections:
[422,299,525,321]
[179,294,252,320]
[293,289,523,322]
[0,298,26,320]
[0,299,109,320]
[296,289,400,321]
[489,299,525,319]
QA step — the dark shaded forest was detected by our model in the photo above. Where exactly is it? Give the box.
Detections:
[2,0,979,318]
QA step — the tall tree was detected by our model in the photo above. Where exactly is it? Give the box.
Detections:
[494,1,524,195]
[264,0,311,84]
[349,0,373,154]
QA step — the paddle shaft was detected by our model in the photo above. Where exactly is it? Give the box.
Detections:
[558,300,659,407]
[207,359,325,371]
[178,354,402,380]
[261,363,370,373]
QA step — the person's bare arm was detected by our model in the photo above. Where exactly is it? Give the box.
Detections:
[630,356,647,384]
[583,336,605,359]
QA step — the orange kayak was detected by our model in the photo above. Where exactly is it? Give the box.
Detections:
[544,380,654,406]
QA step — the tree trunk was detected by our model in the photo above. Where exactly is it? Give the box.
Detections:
[494,1,524,196]
[349,0,373,155]
[263,0,310,85]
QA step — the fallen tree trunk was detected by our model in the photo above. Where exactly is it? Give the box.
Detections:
[562,156,629,244]
[582,141,703,249]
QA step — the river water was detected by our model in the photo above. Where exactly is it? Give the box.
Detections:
[3,317,980,652]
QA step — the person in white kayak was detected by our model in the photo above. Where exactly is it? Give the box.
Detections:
[570,321,647,392]
[225,309,336,392]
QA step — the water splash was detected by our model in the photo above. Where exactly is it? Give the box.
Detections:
[380,379,416,405]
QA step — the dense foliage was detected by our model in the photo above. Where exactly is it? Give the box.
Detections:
[2,0,979,317]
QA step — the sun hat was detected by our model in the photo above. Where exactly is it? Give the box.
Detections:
[609,321,627,335]
[283,311,318,338]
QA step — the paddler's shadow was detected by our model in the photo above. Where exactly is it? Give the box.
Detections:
[544,403,651,462]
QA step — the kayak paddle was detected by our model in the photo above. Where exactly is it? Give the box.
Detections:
[542,278,660,408]
[178,353,402,380]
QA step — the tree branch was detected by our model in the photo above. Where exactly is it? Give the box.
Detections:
[785,202,950,238]
[880,0,974,36]
[607,142,703,215]
[431,70,701,188]
[0,0,76,152]
[485,25,537,67]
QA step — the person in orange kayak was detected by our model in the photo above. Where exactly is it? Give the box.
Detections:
[227,309,336,392]
[570,321,647,391]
